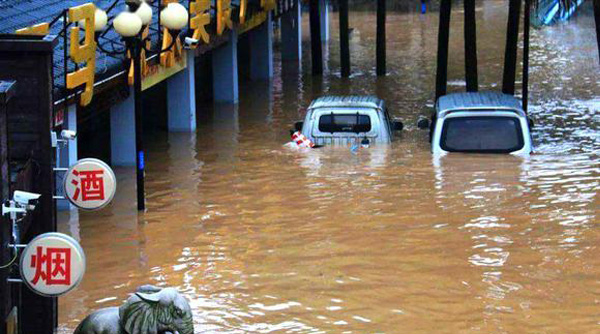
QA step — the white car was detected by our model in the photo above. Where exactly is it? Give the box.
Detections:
[422,91,533,155]
[293,96,403,146]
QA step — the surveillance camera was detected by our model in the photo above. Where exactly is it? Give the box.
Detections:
[13,190,41,210]
[184,37,199,49]
[61,130,77,140]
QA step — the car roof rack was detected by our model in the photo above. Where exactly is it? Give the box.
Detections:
[309,95,385,111]
[437,91,523,114]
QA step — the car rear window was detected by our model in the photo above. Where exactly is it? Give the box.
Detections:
[319,114,371,133]
[441,116,524,153]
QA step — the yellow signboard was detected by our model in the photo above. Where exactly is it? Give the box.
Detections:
[16,23,50,35]
[239,0,248,24]
[217,0,233,35]
[66,3,97,106]
[239,11,268,34]
[261,0,276,11]
[13,0,276,106]
[190,0,211,44]
[141,51,187,91]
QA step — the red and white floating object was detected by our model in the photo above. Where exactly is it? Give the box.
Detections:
[64,158,116,210]
[20,233,86,297]
[291,131,315,148]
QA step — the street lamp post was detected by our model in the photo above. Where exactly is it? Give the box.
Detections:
[130,36,145,212]
[94,0,188,211]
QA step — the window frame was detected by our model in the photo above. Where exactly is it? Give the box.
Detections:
[440,116,525,153]
[317,112,373,134]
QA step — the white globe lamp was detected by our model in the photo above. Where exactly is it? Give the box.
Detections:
[113,12,143,37]
[160,3,189,31]
[94,9,108,32]
[135,1,153,26]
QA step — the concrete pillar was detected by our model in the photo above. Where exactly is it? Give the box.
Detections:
[320,0,330,42]
[57,103,78,211]
[167,50,197,131]
[110,87,136,166]
[212,30,239,103]
[281,0,302,61]
[249,12,274,80]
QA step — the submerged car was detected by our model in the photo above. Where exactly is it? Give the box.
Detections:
[293,96,403,146]
[422,91,533,155]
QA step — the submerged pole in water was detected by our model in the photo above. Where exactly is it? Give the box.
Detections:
[309,0,323,75]
[376,0,386,76]
[594,0,600,64]
[435,0,452,100]
[464,0,478,92]
[339,0,350,77]
[503,0,521,95]
[523,0,531,114]
[133,41,146,211]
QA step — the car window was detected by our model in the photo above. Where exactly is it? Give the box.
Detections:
[319,114,372,133]
[441,116,523,153]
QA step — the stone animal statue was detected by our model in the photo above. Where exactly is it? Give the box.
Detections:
[74,285,194,334]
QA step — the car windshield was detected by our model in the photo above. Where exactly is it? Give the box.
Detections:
[319,113,371,133]
[441,116,524,153]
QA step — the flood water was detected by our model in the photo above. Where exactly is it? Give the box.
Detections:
[58,1,599,333]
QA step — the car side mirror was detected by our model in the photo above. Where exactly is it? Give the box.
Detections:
[417,118,430,129]
[392,120,404,131]
[294,121,304,132]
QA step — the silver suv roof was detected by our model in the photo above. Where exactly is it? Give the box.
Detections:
[308,96,385,110]
[437,91,524,115]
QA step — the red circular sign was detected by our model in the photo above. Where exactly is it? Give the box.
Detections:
[64,158,117,210]
[20,233,86,297]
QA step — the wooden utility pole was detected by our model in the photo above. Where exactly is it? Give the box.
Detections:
[435,0,452,100]
[464,0,478,92]
[309,0,323,75]
[594,0,600,64]
[339,0,350,77]
[503,0,521,95]
[376,0,386,76]
[523,0,531,113]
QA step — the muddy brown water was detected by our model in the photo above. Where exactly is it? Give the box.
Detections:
[58,2,599,333]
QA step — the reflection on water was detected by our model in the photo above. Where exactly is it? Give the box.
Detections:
[59,1,598,333]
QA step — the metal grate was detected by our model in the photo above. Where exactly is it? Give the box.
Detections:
[0,0,140,101]
[1,0,294,102]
